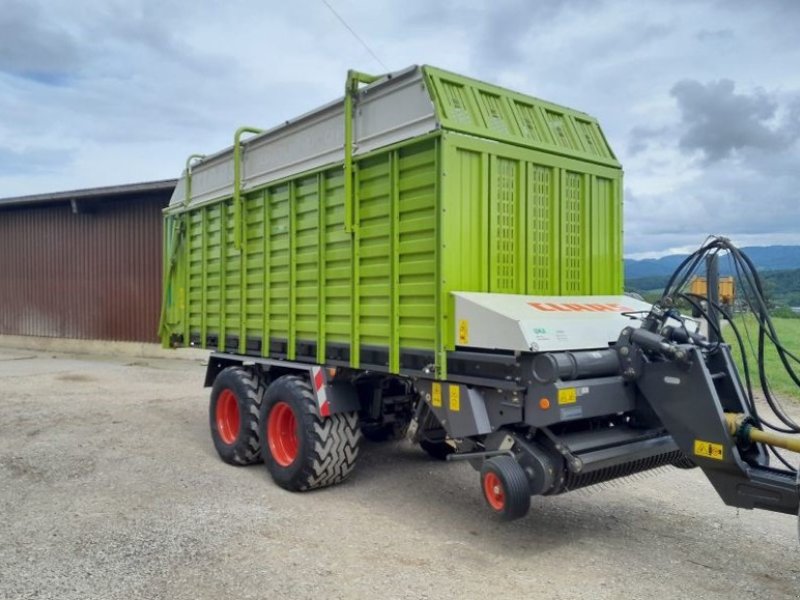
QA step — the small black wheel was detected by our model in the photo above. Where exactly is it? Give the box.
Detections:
[260,375,362,492]
[209,367,265,466]
[419,439,456,461]
[480,456,531,521]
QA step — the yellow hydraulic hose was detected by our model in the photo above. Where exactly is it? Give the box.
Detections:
[725,413,800,453]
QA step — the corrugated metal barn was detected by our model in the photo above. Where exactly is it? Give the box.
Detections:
[0,180,176,343]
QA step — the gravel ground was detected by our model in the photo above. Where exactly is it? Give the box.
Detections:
[1,347,798,599]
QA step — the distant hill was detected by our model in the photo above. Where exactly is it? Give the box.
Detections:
[625,246,800,279]
[627,267,800,308]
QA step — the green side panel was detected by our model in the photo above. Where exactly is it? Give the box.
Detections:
[397,141,438,356]
[187,210,203,335]
[423,66,619,169]
[294,175,321,350]
[489,156,523,294]
[206,202,222,339]
[225,199,242,344]
[355,154,392,355]
[161,135,439,373]
[560,171,588,295]
[526,164,559,294]
[590,176,623,293]
[322,170,350,345]
[268,184,291,349]
[440,132,623,351]
[243,191,266,347]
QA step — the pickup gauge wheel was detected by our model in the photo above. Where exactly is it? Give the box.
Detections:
[480,456,531,521]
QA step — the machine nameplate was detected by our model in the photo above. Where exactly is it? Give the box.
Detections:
[560,406,583,420]
[694,439,724,460]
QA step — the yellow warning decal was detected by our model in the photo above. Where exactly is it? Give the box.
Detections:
[694,439,724,461]
[449,385,460,412]
[458,320,469,344]
[431,383,442,408]
[558,388,577,405]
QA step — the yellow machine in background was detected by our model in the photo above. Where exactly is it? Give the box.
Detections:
[690,276,735,305]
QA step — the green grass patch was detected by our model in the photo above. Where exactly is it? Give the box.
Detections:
[728,315,800,401]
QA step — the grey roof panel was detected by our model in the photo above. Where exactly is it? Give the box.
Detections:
[168,66,437,210]
[0,179,177,209]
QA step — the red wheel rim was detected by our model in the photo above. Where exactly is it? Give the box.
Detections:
[268,402,298,467]
[483,472,505,511]
[216,389,240,445]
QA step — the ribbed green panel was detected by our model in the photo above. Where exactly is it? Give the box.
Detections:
[560,171,587,294]
[446,147,487,292]
[222,200,241,346]
[440,133,621,356]
[187,210,203,335]
[526,164,558,294]
[574,117,612,159]
[243,192,266,341]
[205,203,222,336]
[397,141,437,354]
[356,154,392,352]
[268,184,290,345]
[294,176,320,347]
[424,66,619,168]
[489,157,521,293]
[322,171,350,344]
[591,177,622,293]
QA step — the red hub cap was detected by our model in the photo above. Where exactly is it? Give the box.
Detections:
[483,472,505,511]
[268,402,298,467]
[216,389,240,445]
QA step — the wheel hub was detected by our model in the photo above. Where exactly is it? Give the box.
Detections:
[483,472,505,511]
[268,401,299,467]
[215,389,240,445]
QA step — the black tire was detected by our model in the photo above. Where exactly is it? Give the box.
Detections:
[419,439,455,460]
[260,375,362,491]
[480,456,531,521]
[209,367,265,466]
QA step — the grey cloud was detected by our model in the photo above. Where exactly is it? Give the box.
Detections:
[695,28,734,42]
[670,79,799,162]
[0,1,81,83]
[628,125,669,155]
[0,147,74,176]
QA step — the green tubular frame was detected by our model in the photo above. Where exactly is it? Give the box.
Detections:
[233,126,265,249]
[184,154,206,206]
[344,70,379,233]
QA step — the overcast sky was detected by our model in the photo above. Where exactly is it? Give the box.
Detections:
[2,0,799,257]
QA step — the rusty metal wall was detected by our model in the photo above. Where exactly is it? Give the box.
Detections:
[0,196,165,342]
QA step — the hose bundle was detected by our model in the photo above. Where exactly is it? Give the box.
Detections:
[658,236,800,470]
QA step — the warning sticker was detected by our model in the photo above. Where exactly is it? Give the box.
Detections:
[694,439,724,461]
[458,320,469,344]
[449,385,460,412]
[431,383,442,408]
[558,388,577,405]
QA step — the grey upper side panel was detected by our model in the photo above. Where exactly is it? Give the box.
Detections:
[168,66,438,210]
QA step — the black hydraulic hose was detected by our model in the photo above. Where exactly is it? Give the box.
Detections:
[661,237,800,441]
